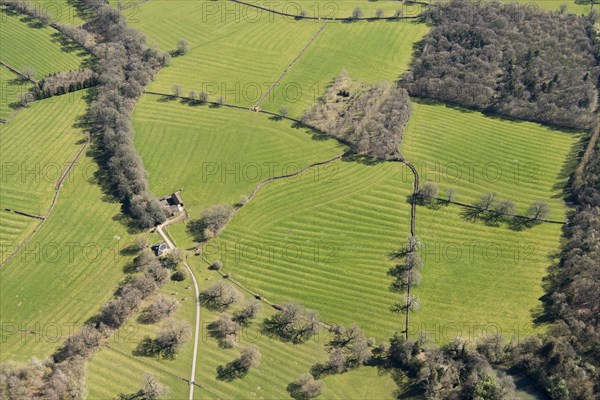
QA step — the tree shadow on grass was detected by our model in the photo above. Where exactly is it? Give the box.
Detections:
[216,360,249,381]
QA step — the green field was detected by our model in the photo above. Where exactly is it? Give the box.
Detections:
[0,65,32,120]
[0,7,88,79]
[0,91,88,217]
[133,95,344,217]
[402,101,581,222]
[261,20,429,117]
[206,159,412,339]
[87,266,406,399]
[0,151,139,360]
[0,210,40,263]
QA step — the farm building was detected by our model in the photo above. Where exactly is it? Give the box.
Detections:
[151,242,168,256]
[160,192,184,216]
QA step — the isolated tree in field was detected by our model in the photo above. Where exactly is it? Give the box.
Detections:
[326,324,372,369]
[279,106,289,117]
[288,373,326,399]
[200,281,242,311]
[352,7,363,19]
[238,345,262,369]
[139,295,179,324]
[445,187,457,202]
[233,300,263,326]
[176,38,189,55]
[391,295,420,314]
[263,302,320,343]
[171,268,187,281]
[394,9,403,18]
[189,90,197,101]
[375,9,384,18]
[217,96,225,106]
[154,319,192,359]
[141,373,167,399]
[210,260,223,271]
[527,201,550,221]
[419,182,439,204]
[210,313,239,348]
[299,10,307,18]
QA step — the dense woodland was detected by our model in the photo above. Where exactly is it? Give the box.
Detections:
[303,72,412,159]
[403,0,599,130]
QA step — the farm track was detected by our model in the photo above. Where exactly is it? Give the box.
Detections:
[0,137,90,268]
[254,20,328,109]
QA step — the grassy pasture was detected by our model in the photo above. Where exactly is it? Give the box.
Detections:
[87,261,406,399]
[261,19,429,117]
[132,95,344,217]
[129,1,326,107]
[0,152,138,361]
[0,65,32,119]
[0,91,88,216]
[402,101,581,222]
[0,7,88,79]
[0,210,39,262]
[410,204,561,345]
[207,159,413,339]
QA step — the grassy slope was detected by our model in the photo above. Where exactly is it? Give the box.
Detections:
[0,66,32,119]
[87,260,405,399]
[129,1,326,107]
[0,152,137,361]
[0,7,87,79]
[261,20,429,117]
[132,95,344,217]
[209,159,412,339]
[0,91,88,216]
[402,101,581,222]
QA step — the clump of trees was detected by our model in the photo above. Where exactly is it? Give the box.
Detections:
[263,302,320,343]
[303,72,412,160]
[134,319,192,360]
[188,204,235,240]
[233,300,263,326]
[139,295,179,324]
[384,334,516,399]
[388,238,423,317]
[287,373,326,399]
[199,281,243,311]
[403,0,599,130]
[323,324,372,374]
[209,313,240,348]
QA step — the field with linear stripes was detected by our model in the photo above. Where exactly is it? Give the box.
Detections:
[0,0,585,398]
[0,6,88,79]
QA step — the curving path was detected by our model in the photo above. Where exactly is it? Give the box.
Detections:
[156,215,200,400]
